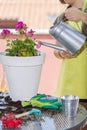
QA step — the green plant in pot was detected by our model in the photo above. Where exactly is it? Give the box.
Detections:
[1,21,41,56]
[0,21,45,101]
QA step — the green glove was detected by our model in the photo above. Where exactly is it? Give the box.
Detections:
[22,94,46,106]
[22,94,62,110]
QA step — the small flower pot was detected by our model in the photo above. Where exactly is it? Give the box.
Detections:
[0,51,45,101]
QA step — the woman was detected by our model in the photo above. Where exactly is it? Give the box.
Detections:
[54,0,87,106]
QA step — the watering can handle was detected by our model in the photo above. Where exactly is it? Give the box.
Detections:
[39,41,67,52]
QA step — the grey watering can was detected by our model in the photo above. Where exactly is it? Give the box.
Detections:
[40,21,87,55]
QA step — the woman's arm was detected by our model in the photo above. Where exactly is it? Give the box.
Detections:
[81,9,87,24]
[64,7,87,36]
[82,8,87,36]
[65,7,87,23]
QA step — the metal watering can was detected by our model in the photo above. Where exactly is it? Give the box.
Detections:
[40,21,87,55]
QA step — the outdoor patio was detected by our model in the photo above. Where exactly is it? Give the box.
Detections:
[0,0,87,129]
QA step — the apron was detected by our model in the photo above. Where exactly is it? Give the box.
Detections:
[55,0,87,99]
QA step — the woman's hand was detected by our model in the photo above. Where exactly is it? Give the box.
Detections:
[54,50,73,59]
[65,7,84,22]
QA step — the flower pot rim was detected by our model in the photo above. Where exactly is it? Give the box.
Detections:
[0,51,45,57]
[0,51,46,66]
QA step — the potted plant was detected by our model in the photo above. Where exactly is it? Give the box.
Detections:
[0,21,45,101]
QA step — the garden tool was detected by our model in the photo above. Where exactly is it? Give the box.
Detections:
[15,108,42,118]
[1,108,41,128]
[39,21,87,55]
[22,94,62,110]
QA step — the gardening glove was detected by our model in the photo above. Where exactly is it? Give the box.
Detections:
[22,94,62,110]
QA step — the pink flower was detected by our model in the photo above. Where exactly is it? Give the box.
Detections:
[28,29,35,37]
[0,21,40,56]
[28,29,35,34]
[15,21,27,30]
[1,29,10,38]
[36,43,41,49]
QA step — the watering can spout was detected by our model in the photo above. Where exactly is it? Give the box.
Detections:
[39,41,67,52]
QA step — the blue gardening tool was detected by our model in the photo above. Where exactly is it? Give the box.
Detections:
[15,108,42,118]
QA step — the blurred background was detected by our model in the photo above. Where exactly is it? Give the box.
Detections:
[0,0,66,96]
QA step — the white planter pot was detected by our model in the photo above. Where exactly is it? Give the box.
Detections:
[0,51,45,101]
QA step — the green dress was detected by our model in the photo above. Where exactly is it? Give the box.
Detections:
[55,0,87,99]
